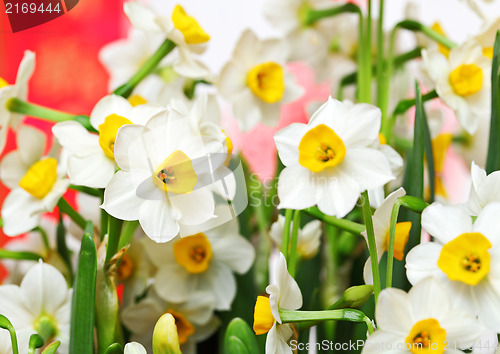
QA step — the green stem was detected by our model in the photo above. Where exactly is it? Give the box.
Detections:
[57,198,87,230]
[359,0,372,103]
[393,20,457,49]
[288,210,301,277]
[105,216,123,263]
[118,221,140,249]
[113,39,176,98]
[69,184,101,197]
[0,249,42,261]
[0,315,19,354]
[6,98,79,122]
[279,308,374,335]
[281,209,294,258]
[376,0,385,110]
[304,207,365,235]
[303,3,361,26]
[33,226,50,252]
[360,191,381,303]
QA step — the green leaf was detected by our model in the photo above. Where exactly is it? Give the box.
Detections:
[224,318,260,354]
[0,315,19,354]
[57,214,73,280]
[104,343,123,354]
[70,222,97,353]
[486,30,500,173]
[0,249,42,261]
[28,334,44,354]
[41,341,61,354]
[422,102,435,203]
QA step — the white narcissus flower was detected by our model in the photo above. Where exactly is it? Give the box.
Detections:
[101,110,221,242]
[362,277,484,353]
[274,97,395,218]
[361,188,412,285]
[143,218,255,310]
[121,289,219,354]
[52,94,163,188]
[253,253,302,354]
[422,40,491,134]
[406,202,500,332]
[0,262,72,353]
[217,29,304,131]
[0,50,35,154]
[0,125,69,236]
[269,215,322,260]
[123,1,212,79]
[467,162,500,216]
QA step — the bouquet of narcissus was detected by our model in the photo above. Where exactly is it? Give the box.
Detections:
[3,0,500,352]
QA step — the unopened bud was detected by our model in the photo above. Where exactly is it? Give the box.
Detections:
[152,313,182,354]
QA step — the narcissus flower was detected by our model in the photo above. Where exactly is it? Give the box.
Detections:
[467,162,500,216]
[253,253,302,354]
[52,94,163,188]
[274,97,394,218]
[123,2,212,79]
[0,50,35,154]
[269,215,322,260]
[422,41,491,134]
[121,289,219,353]
[217,29,304,131]
[0,262,73,353]
[0,125,69,236]
[362,277,483,353]
[143,219,255,310]
[101,111,221,242]
[406,202,500,332]
[362,188,412,285]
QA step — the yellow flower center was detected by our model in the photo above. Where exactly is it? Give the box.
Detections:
[171,5,210,45]
[165,309,195,345]
[431,23,450,58]
[298,124,346,173]
[152,150,198,195]
[19,158,58,199]
[483,47,493,59]
[246,62,285,104]
[384,221,412,261]
[253,296,275,335]
[128,94,148,107]
[437,232,491,286]
[98,114,133,159]
[449,64,483,97]
[173,233,213,274]
[0,77,8,89]
[116,253,134,282]
[405,319,446,354]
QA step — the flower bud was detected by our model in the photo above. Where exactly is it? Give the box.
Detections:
[152,313,182,354]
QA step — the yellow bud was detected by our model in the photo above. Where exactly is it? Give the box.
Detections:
[152,313,182,354]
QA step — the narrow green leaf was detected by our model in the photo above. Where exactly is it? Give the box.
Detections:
[0,249,42,261]
[57,214,73,280]
[41,341,61,354]
[486,30,500,173]
[28,334,44,354]
[398,196,429,213]
[70,222,97,353]
[224,318,260,354]
[0,315,19,354]
[104,343,123,354]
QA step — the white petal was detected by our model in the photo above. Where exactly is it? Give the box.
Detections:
[475,279,500,332]
[440,311,484,350]
[274,123,307,167]
[123,2,162,33]
[375,288,412,335]
[154,263,193,304]
[232,90,262,132]
[200,261,236,310]
[473,203,500,249]
[20,263,68,317]
[124,342,147,354]
[177,290,216,325]
[0,151,28,189]
[363,330,407,353]
[0,285,33,328]
[121,297,163,334]
[52,121,101,156]
[277,165,319,211]
[265,323,293,354]
[67,152,116,188]
[170,188,215,227]
[405,242,444,285]
[210,234,255,274]
[173,47,212,79]
[17,125,45,165]
[89,95,133,129]
[422,48,449,82]
[421,203,472,244]
[139,199,180,243]
[316,171,361,218]
[217,62,247,99]
[269,253,302,321]
[1,189,41,236]
[408,277,450,321]
[102,171,148,221]
[113,124,151,172]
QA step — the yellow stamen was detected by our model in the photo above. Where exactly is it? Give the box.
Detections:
[405,318,446,354]
[483,47,493,59]
[164,309,195,345]
[173,233,212,274]
[116,253,134,282]
[431,23,450,58]
[19,158,58,199]
[246,62,285,104]
[171,5,210,45]
[384,222,412,261]
[438,232,491,286]
[0,77,8,89]
[253,296,275,335]
[98,114,133,159]
[298,124,346,173]
[152,150,198,195]
[449,64,483,97]
[128,94,148,107]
